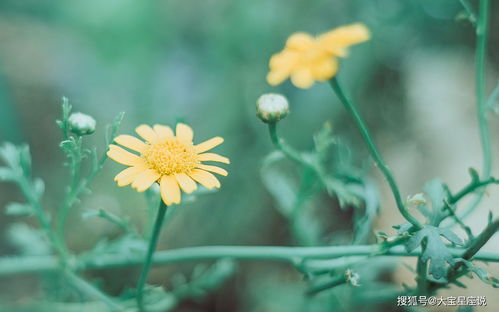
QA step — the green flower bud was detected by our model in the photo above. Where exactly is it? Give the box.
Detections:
[68,112,96,135]
[256,93,289,123]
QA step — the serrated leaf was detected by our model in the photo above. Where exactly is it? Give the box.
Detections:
[406,226,463,279]
[5,202,33,216]
[313,122,335,161]
[393,222,413,234]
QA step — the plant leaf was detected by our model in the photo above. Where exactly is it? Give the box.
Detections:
[406,226,463,279]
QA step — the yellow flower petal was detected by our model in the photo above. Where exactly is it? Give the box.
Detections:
[286,32,315,51]
[198,153,230,164]
[160,175,181,205]
[189,169,221,189]
[311,57,338,81]
[107,145,143,166]
[195,137,224,153]
[267,69,290,86]
[319,23,370,57]
[176,123,194,142]
[175,173,197,194]
[135,125,158,143]
[131,169,160,192]
[114,165,147,186]
[269,51,299,70]
[196,164,228,176]
[114,135,147,153]
[153,124,174,141]
[291,67,314,89]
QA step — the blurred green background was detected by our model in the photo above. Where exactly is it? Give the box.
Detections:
[1,0,498,311]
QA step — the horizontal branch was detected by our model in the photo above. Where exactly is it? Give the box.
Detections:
[1,244,498,277]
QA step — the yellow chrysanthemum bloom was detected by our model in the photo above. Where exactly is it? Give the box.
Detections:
[107,123,229,205]
[266,23,370,89]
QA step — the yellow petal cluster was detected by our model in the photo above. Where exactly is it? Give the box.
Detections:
[107,123,229,205]
[266,23,370,89]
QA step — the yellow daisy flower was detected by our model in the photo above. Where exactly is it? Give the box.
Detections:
[107,123,229,205]
[266,23,370,89]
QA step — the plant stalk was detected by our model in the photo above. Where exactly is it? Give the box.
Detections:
[136,200,168,311]
[329,77,422,229]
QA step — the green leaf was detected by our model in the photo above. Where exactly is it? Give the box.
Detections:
[0,167,14,181]
[33,178,45,199]
[261,151,298,218]
[468,167,480,183]
[406,226,463,279]
[423,179,447,223]
[6,222,50,256]
[5,202,33,216]
[0,142,20,169]
[313,122,335,161]
[18,145,31,177]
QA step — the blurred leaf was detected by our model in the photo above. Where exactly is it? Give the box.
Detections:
[313,122,335,162]
[261,151,297,218]
[0,142,22,171]
[423,178,447,224]
[5,202,33,216]
[33,178,45,200]
[6,222,50,256]
[19,145,31,177]
[89,234,147,256]
[406,226,463,279]
[0,166,15,181]
[172,259,237,301]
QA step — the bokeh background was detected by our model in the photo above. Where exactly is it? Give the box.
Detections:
[1,0,498,311]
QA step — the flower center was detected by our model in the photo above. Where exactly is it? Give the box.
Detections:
[141,138,199,175]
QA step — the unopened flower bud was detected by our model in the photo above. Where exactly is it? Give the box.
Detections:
[256,93,289,123]
[68,112,96,135]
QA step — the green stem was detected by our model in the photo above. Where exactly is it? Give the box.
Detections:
[329,78,422,229]
[457,0,477,25]
[430,218,499,293]
[2,245,499,276]
[64,270,123,311]
[449,177,499,205]
[136,200,168,311]
[268,122,309,166]
[458,0,491,221]
[416,241,428,295]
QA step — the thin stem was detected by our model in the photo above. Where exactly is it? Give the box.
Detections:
[268,122,309,166]
[136,200,168,311]
[329,78,422,229]
[458,0,491,221]
[462,218,499,260]
[306,274,347,296]
[64,270,123,311]
[430,218,499,293]
[457,0,477,25]
[449,177,499,205]
[57,146,109,245]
